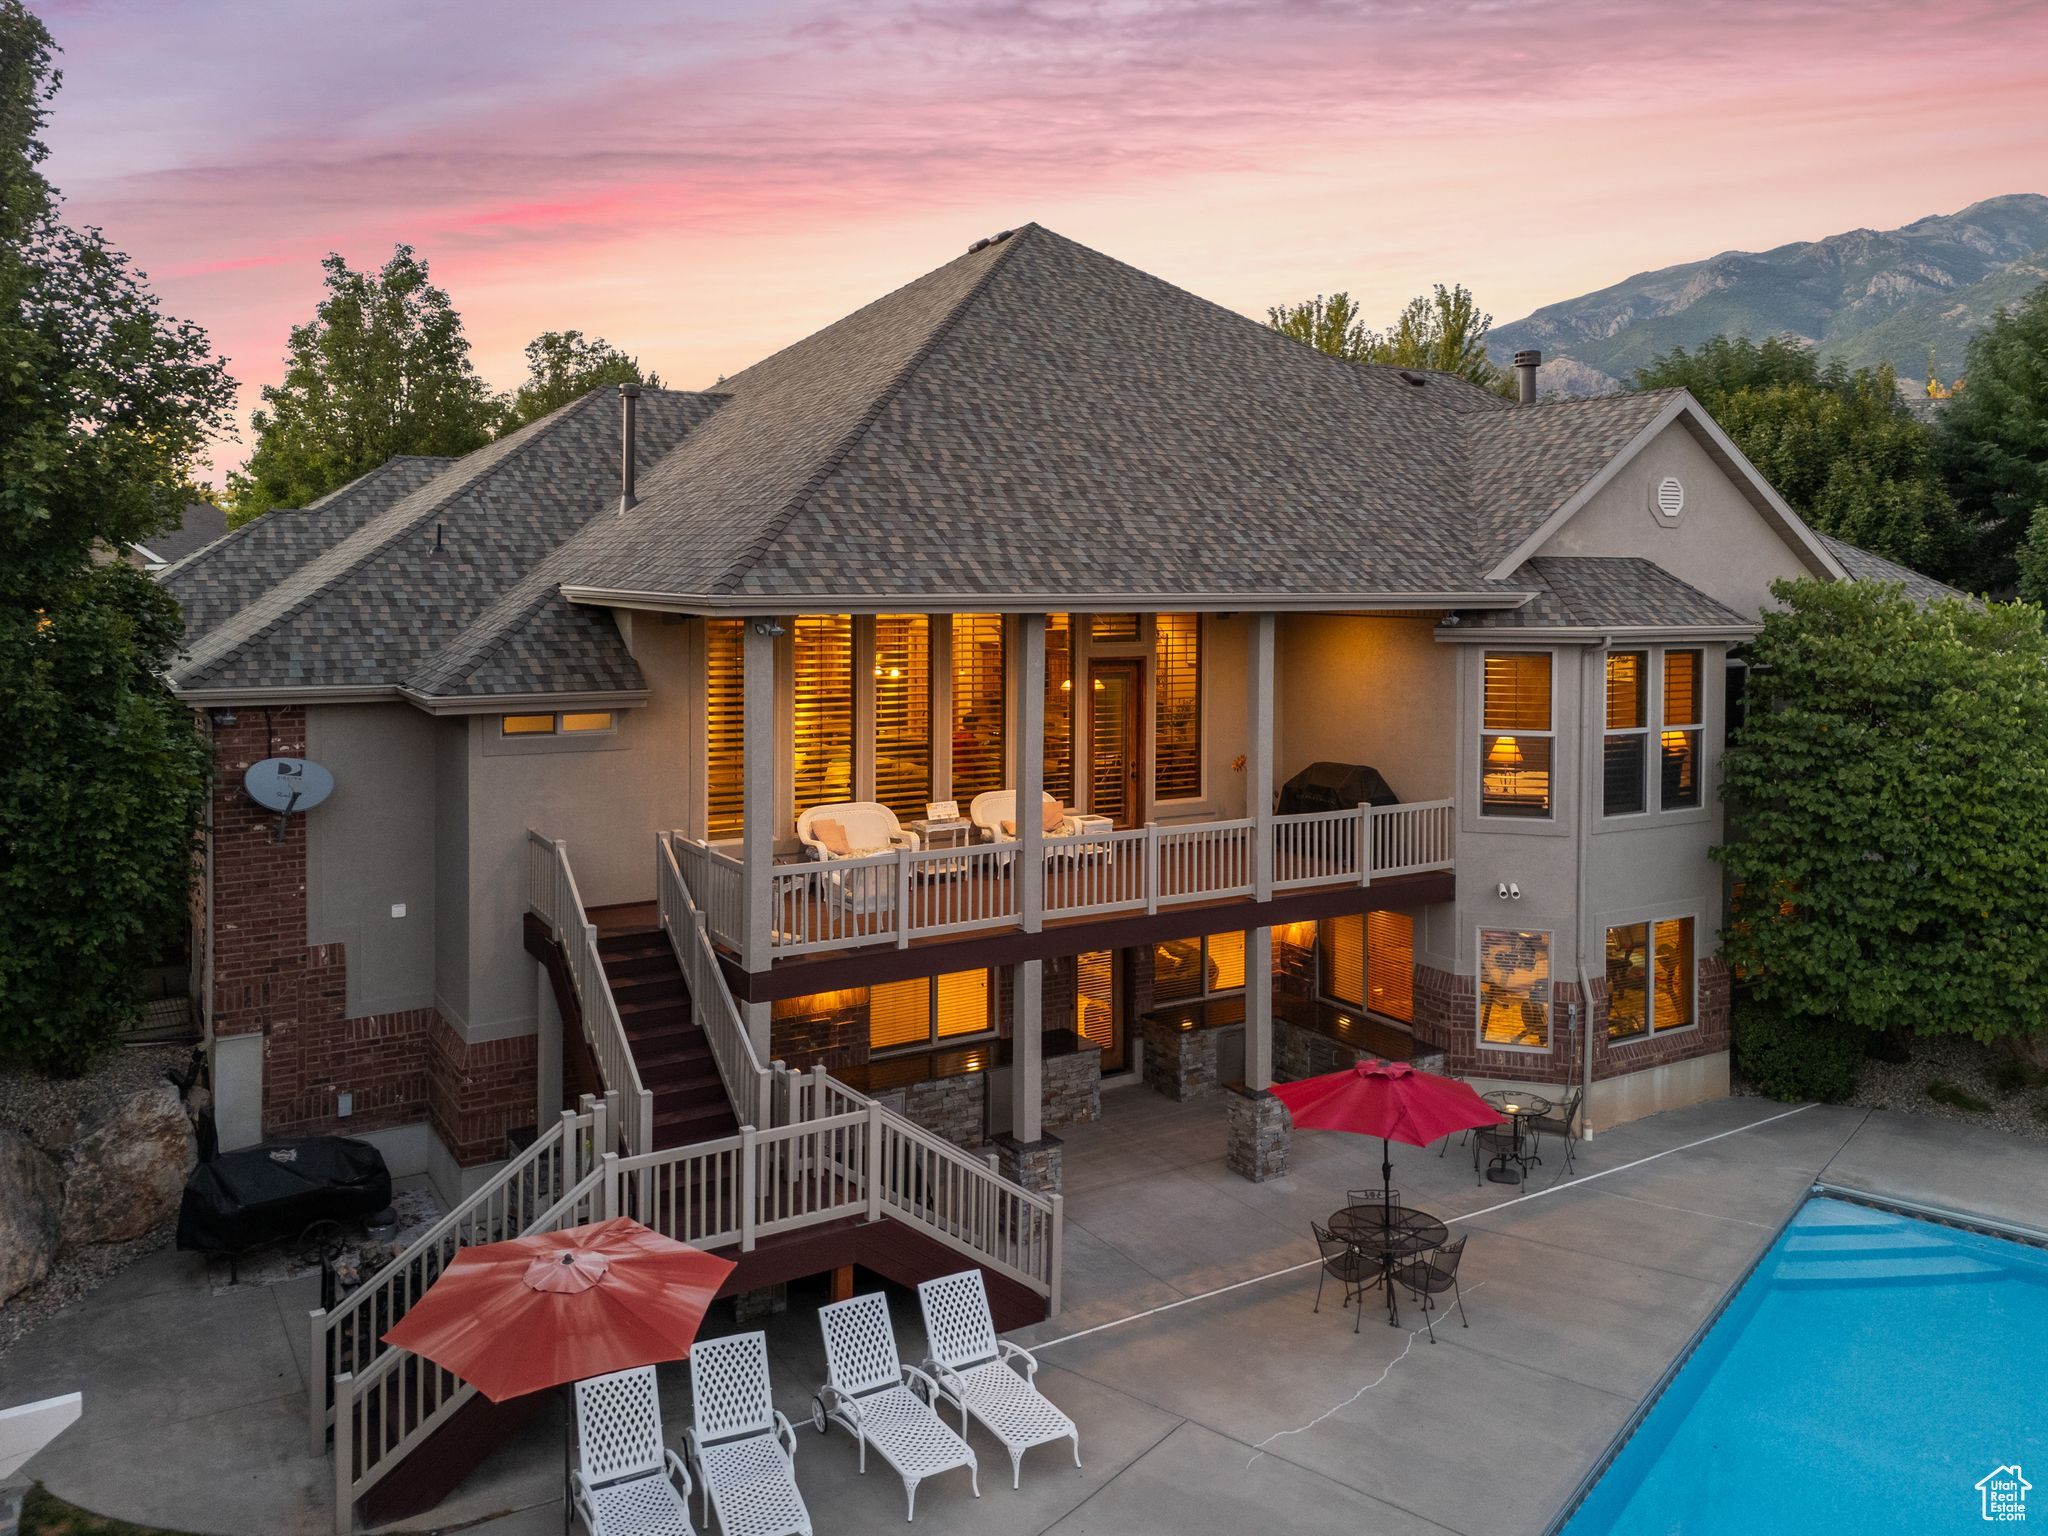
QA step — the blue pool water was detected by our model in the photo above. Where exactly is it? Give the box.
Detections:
[1562,1196,2046,1535]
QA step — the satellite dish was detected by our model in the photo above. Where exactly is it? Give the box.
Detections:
[243,757,334,843]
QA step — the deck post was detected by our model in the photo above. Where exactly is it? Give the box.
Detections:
[742,617,777,973]
[866,1102,885,1222]
[1048,1192,1065,1316]
[603,1150,620,1220]
[332,1370,355,1536]
[740,1126,760,1251]
[1245,925,1274,1090]
[1249,612,1275,902]
[1019,613,1047,933]
[1358,803,1375,886]
[896,846,914,947]
[1010,957,1045,1143]
[1143,822,1160,913]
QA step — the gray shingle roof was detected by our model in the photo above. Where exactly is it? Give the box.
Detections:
[1817,534,1968,605]
[1446,557,1756,633]
[138,502,228,566]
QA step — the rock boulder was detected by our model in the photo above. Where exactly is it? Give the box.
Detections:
[0,1128,62,1302]
[59,1082,196,1248]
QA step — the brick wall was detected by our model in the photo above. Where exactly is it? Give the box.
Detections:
[203,707,532,1164]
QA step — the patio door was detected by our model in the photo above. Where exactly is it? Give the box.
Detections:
[1088,660,1144,828]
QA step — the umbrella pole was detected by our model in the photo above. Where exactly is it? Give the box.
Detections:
[562,1382,573,1536]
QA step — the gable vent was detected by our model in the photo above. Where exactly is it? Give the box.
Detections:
[1653,476,1685,521]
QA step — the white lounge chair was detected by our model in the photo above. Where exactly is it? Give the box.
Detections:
[814,1291,980,1520]
[967,792,1104,869]
[917,1270,1080,1488]
[683,1332,812,1536]
[570,1365,696,1536]
[796,801,920,861]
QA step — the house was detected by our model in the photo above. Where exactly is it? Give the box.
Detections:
[127,501,227,573]
[164,223,1940,1213]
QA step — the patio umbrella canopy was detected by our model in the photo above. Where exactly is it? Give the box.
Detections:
[382,1215,736,1402]
[1271,1059,1502,1203]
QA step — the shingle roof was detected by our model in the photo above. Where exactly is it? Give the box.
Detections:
[1816,534,1968,605]
[137,502,228,566]
[1446,557,1756,633]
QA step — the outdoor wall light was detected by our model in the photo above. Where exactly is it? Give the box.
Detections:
[752,620,787,638]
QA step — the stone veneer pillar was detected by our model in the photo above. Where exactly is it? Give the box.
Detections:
[994,1131,1063,1195]
[1226,1084,1290,1182]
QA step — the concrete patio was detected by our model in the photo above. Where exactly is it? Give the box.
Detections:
[7,1085,2047,1536]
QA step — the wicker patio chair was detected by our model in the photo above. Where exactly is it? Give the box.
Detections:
[1390,1235,1471,1344]
[1310,1221,1377,1333]
[814,1290,980,1521]
[683,1332,812,1536]
[569,1365,696,1536]
[1528,1089,1583,1176]
[917,1270,1081,1488]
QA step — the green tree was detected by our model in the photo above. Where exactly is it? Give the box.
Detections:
[226,245,503,523]
[1,2,230,1071]
[1938,283,2048,591]
[1716,579,2048,1063]
[1637,340,1959,572]
[2014,507,2048,607]
[1269,283,1513,394]
[503,330,660,430]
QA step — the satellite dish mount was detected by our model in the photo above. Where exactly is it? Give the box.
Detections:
[243,757,335,844]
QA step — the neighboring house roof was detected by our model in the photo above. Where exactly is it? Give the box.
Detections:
[1443,557,1756,637]
[133,502,228,567]
[1816,533,1969,605]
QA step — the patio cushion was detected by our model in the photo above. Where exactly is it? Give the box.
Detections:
[813,818,851,856]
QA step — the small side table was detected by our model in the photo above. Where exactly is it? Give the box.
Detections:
[1068,813,1115,860]
[908,818,974,877]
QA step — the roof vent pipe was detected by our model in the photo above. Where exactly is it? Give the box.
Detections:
[618,382,641,513]
[1513,349,1542,407]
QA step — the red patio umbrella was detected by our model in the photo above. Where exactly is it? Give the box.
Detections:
[1271,1059,1502,1210]
[382,1215,736,1403]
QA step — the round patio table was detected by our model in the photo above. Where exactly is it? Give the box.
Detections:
[1480,1090,1553,1184]
[1329,1204,1449,1327]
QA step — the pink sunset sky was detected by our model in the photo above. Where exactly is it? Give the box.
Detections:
[31,0,2048,483]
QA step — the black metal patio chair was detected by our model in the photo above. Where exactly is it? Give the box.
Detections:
[1528,1089,1583,1177]
[1472,1125,1517,1184]
[1345,1188,1398,1208]
[1310,1222,1376,1334]
[1390,1235,1470,1344]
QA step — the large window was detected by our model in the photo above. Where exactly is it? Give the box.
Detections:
[1154,613,1202,801]
[793,615,852,812]
[1661,650,1703,809]
[705,618,745,837]
[869,969,992,1052]
[1478,928,1551,1049]
[1075,949,1125,1072]
[1318,911,1415,1024]
[950,614,1005,801]
[1480,652,1553,818]
[1605,916,1695,1040]
[1603,651,1649,815]
[1153,931,1245,1002]
[1045,614,1073,805]
[874,615,931,819]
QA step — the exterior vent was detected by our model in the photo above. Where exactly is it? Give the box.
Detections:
[1398,370,1427,387]
[968,238,990,254]
[1653,475,1685,522]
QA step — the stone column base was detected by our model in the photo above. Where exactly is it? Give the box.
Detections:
[1226,1085,1290,1183]
[733,1282,788,1325]
[993,1132,1064,1195]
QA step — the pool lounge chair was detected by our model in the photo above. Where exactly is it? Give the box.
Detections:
[684,1332,812,1536]
[570,1365,696,1536]
[917,1269,1080,1488]
[814,1290,980,1520]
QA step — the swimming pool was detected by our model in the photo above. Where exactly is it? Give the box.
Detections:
[1557,1192,2047,1535]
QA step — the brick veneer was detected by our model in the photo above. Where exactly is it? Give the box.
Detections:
[203,707,533,1163]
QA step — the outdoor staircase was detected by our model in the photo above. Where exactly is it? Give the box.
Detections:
[596,926,739,1149]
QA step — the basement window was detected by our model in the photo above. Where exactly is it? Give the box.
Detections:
[500,711,616,737]
[501,714,556,736]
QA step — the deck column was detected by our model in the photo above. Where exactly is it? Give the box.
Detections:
[1019,612,1046,933]
[1249,610,1275,902]
[998,956,1060,1192]
[742,617,777,979]
[1244,924,1274,1091]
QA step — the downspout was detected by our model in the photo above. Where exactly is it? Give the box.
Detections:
[1576,636,1612,1140]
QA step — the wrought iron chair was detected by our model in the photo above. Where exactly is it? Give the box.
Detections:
[569,1365,696,1536]
[1310,1221,1377,1334]
[814,1290,979,1521]
[1390,1235,1470,1344]
[1529,1089,1583,1177]
[1473,1125,1518,1184]
[917,1270,1080,1488]
[683,1332,812,1536]
[1345,1188,1398,1208]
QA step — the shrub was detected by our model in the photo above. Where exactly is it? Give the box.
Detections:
[1732,1002,1865,1103]
[1989,1056,2045,1095]
[1927,1079,1993,1113]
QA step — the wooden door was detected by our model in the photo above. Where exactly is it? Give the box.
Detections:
[1088,660,1144,828]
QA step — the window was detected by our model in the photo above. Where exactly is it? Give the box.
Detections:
[1661,650,1703,809]
[1603,651,1649,815]
[1045,614,1073,805]
[793,615,852,812]
[1090,613,1140,643]
[950,614,1005,801]
[1154,613,1202,801]
[501,710,616,737]
[868,969,992,1052]
[1318,912,1415,1023]
[1480,652,1552,817]
[874,615,931,820]
[1075,950,1125,1071]
[1478,928,1550,1049]
[705,618,745,837]
[1153,932,1246,1002]
[1605,916,1695,1040]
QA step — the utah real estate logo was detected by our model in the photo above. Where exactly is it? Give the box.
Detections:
[1978,1465,2030,1522]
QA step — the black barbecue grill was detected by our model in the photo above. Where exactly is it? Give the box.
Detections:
[1275,761,1400,816]
[176,1136,392,1273]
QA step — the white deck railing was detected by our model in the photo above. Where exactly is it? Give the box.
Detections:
[526,831,655,1156]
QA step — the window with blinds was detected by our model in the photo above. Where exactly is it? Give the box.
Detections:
[1604,651,1649,816]
[869,970,991,1052]
[1091,613,1140,643]
[1320,913,1365,1008]
[951,614,1005,801]
[1365,910,1414,1024]
[1155,613,1201,801]
[1152,936,1206,1002]
[1661,650,1703,809]
[1606,915,1694,1038]
[1075,950,1122,1070]
[1045,614,1073,804]
[1652,916,1694,1031]
[705,618,745,837]
[874,614,931,819]
[1478,928,1550,1049]
[793,615,852,813]
[1206,929,1245,991]
[1480,652,1552,818]
[1605,921,1649,1039]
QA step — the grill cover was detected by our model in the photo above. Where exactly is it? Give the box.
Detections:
[1275,761,1400,816]
[175,1137,392,1254]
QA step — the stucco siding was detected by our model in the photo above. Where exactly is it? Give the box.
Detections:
[1278,614,1454,806]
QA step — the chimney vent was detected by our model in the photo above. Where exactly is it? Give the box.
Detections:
[618,383,640,513]
[1513,349,1542,406]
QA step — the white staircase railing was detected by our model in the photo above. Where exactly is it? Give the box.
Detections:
[526,831,655,1156]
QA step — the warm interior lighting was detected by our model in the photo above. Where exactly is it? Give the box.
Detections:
[1061,678,1072,691]
[1487,735,1524,766]
[560,711,613,733]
